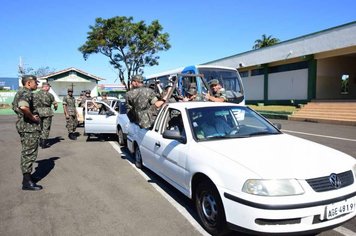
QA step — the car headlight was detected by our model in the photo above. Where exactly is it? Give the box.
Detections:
[242,179,304,196]
[353,164,356,178]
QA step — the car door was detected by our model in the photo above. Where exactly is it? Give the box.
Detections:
[139,107,167,172]
[84,100,118,134]
[151,108,189,190]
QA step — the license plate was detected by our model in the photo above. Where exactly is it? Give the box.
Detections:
[325,199,355,220]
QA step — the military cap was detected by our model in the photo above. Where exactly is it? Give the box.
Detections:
[68,88,73,92]
[208,79,220,86]
[42,82,51,86]
[131,75,144,83]
[21,75,38,85]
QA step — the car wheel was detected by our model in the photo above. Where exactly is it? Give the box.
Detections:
[195,180,228,235]
[117,127,126,146]
[134,145,143,169]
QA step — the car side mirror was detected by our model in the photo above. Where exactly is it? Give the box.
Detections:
[162,130,186,143]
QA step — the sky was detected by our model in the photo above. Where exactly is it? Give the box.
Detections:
[1,0,355,84]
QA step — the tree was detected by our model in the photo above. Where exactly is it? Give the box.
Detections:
[18,66,56,77]
[79,16,171,88]
[253,34,280,50]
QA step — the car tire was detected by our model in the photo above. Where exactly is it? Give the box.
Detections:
[117,127,126,146]
[134,145,143,169]
[195,180,228,235]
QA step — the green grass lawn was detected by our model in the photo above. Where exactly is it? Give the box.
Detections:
[248,105,299,119]
[0,102,64,115]
[248,105,298,114]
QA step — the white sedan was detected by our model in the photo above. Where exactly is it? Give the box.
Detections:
[127,102,356,235]
[84,98,130,145]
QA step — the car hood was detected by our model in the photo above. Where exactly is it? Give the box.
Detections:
[198,133,355,179]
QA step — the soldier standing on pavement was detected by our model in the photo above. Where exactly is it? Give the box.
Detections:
[34,82,58,148]
[63,88,78,140]
[78,90,92,120]
[12,75,43,191]
[126,75,171,129]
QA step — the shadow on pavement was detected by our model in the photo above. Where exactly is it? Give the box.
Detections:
[86,134,117,142]
[32,157,60,182]
[47,136,65,147]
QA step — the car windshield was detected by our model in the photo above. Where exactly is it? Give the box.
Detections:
[199,68,244,100]
[188,106,281,141]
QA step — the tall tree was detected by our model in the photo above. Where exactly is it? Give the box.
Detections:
[253,34,280,49]
[19,66,56,77]
[79,16,171,88]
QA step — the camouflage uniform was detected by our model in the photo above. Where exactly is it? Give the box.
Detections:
[97,98,110,114]
[34,90,57,141]
[78,93,92,119]
[63,94,78,133]
[208,79,227,102]
[213,88,227,101]
[126,87,159,129]
[12,87,41,175]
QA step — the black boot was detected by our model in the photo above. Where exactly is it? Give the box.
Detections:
[40,139,48,149]
[22,173,43,191]
[39,138,43,148]
[69,133,76,140]
[42,139,49,148]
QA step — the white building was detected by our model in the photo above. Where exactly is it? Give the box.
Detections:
[38,67,104,101]
[205,21,356,105]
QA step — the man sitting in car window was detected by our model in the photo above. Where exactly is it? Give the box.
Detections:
[93,92,110,115]
[205,79,227,102]
[167,110,185,138]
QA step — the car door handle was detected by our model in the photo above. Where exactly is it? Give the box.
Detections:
[155,142,161,147]
[86,118,93,120]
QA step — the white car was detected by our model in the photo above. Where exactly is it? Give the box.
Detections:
[84,98,130,145]
[127,102,356,235]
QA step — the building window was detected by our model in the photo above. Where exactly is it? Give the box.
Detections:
[341,74,349,94]
[269,61,308,74]
[251,68,264,76]
[239,71,249,78]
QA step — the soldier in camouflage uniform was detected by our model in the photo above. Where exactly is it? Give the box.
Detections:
[126,75,170,129]
[12,75,43,191]
[205,79,227,102]
[34,82,58,148]
[63,88,78,140]
[78,90,92,120]
[92,92,110,114]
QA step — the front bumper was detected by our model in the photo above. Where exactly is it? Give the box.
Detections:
[222,191,356,234]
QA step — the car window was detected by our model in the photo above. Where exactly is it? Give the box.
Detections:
[163,109,185,137]
[95,102,111,115]
[188,106,280,141]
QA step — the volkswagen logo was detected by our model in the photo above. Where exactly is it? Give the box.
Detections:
[329,173,342,189]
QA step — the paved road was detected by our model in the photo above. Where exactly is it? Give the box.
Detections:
[271,119,356,236]
[0,115,201,236]
[0,115,355,236]
[270,119,356,158]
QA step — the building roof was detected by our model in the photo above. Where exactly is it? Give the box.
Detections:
[38,67,104,81]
